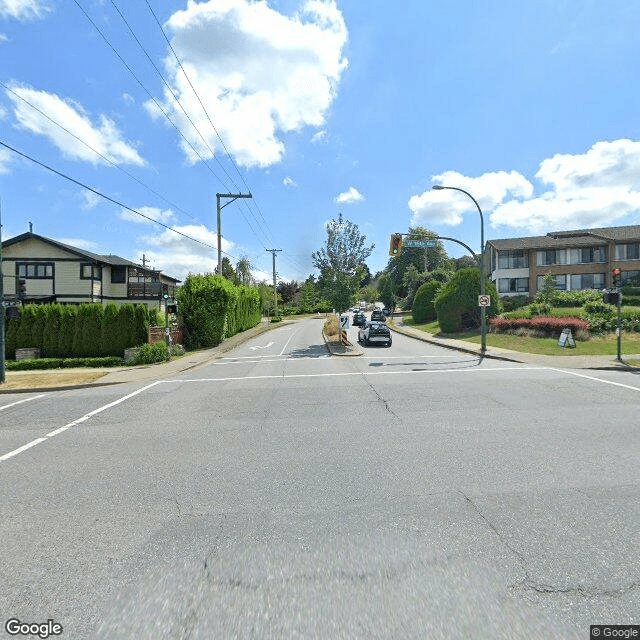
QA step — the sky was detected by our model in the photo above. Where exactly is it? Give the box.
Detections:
[1,0,640,284]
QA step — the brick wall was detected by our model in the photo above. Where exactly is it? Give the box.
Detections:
[148,326,183,345]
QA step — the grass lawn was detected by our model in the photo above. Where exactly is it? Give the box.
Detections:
[400,315,640,357]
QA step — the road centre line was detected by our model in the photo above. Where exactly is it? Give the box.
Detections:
[279,328,299,356]
[0,394,46,411]
[217,357,330,365]
[0,381,162,463]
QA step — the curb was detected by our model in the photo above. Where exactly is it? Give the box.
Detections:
[322,331,363,356]
[0,319,297,394]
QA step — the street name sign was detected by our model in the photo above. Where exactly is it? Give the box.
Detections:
[403,239,438,248]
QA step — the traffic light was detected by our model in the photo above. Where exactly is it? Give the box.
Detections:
[389,233,403,256]
[603,291,621,306]
[167,304,177,314]
[17,278,26,299]
[612,267,622,287]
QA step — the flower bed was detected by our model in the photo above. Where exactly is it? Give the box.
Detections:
[490,315,588,337]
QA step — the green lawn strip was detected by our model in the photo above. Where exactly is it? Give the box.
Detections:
[399,315,640,357]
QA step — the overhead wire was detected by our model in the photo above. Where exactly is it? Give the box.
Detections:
[0,80,200,225]
[0,140,241,263]
[142,0,278,248]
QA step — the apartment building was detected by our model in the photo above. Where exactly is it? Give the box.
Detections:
[486,224,640,297]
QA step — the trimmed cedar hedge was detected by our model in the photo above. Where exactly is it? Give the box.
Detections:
[4,302,152,360]
[177,274,262,349]
[490,316,588,336]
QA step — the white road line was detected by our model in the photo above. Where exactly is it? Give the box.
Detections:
[0,438,47,461]
[173,366,543,384]
[548,368,640,392]
[0,394,46,412]
[279,328,299,356]
[0,381,162,463]
[217,356,330,365]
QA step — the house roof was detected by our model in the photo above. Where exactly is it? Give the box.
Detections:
[2,232,180,283]
[487,224,640,251]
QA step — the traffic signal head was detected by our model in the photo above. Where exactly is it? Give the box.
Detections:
[17,278,27,299]
[389,233,403,256]
[167,304,177,314]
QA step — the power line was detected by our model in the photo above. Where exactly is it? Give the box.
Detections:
[143,0,278,248]
[0,139,240,262]
[0,81,200,225]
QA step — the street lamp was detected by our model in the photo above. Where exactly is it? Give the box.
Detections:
[432,185,487,353]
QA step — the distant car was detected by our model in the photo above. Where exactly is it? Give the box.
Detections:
[358,321,392,347]
[352,312,367,326]
[371,309,385,322]
[382,306,391,316]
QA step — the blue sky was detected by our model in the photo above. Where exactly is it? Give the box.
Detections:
[1,0,640,283]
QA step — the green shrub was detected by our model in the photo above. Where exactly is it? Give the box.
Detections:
[42,304,62,357]
[58,305,78,357]
[412,280,440,323]
[270,316,283,323]
[500,295,530,312]
[100,303,121,356]
[528,302,552,317]
[434,269,501,333]
[584,301,616,316]
[127,341,168,365]
[81,304,103,356]
[15,305,37,349]
[134,304,150,345]
[5,315,18,359]
[5,356,123,370]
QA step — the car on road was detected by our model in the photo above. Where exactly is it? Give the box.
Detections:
[358,320,392,347]
[382,306,391,316]
[352,312,367,326]
[371,309,385,322]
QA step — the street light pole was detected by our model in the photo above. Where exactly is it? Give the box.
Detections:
[432,185,486,353]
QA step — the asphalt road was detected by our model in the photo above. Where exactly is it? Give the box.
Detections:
[1,316,639,639]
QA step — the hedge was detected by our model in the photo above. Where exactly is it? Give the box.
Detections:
[4,302,151,359]
[177,274,261,349]
[490,316,588,336]
[412,280,440,324]
[5,356,124,371]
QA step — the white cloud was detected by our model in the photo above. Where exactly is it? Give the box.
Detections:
[283,176,297,187]
[0,0,50,20]
[80,189,101,210]
[0,33,9,42]
[139,224,232,281]
[0,146,13,173]
[6,83,145,166]
[151,0,348,168]
[409,170,533,226]
[335,186,364,204]
[122,93,135,106]
[409,139,640,235]
[120,206,176,225]
[311,130,326,144]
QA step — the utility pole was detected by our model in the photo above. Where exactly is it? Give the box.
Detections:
[216,192,252,275]
[266,249,282,316]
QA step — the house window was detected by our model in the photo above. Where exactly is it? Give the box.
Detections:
[497,250,528,269]
[80,264,102,280]
[537,274,566,290]
[537,249,567,266]
[498,278,529,293]
[111,266,126,283]
[570,273,605,290]
[621,270,640,286]
[570,246,606,264]
[615,243,640,260]
[16,262,54,279]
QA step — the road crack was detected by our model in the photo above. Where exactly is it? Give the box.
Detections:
[364,378,398,418]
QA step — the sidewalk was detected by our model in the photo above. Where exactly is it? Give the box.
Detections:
[388,318,640,371]
[0,318,299,394]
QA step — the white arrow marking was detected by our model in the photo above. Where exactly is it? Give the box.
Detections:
[249,341,274,351]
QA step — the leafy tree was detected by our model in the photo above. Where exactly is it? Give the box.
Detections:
[218,256,238,283]
[377,272,396,309]
[277,280,299,304]
[385,227,450,297]
[452,255,478,270]
[412,281,441,323]
[434,268,501,333]
[311,214,374,313]
[536,273,557,304]
[359,284,378,304]
[235,256,254,286]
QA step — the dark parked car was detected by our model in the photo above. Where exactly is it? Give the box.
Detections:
[382,306,391,316]
[358,321,392,347]
[371,309,385,322]
[352,312,367,327]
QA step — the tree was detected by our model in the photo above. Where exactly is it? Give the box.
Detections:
[235,256,253,286]
[452,255,478,270]
[377,273,396,309]
[386,226,450,297]
[311,214,374,313]
[536,273,557,304]
[277,280,299,304]
[218,257,238,283]
[412,281,441,323]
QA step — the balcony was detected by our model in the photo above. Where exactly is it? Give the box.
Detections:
[127,282,162,299]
